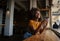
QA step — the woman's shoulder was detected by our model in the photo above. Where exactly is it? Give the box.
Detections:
[29,20,41,22]
[29,20,41,25]
[28,20,34,25]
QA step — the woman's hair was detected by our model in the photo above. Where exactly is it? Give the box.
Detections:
[29,8,43,21]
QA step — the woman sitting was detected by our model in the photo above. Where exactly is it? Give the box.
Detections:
[24,8,48,39]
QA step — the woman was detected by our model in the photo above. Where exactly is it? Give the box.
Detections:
[28,8,48,34]
[24,8,48,39]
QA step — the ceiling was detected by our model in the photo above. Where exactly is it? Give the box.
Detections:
[0,0,52,11]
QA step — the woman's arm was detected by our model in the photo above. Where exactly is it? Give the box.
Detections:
[40,20,48,33]
[36,20,48,34]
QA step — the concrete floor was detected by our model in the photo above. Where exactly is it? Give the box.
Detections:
[0,34,23,41]
[0,28,23,41]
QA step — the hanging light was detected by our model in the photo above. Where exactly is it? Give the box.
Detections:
[6,8,10,15]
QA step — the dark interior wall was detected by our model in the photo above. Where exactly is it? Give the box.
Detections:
[14,9,30,34]
[14,0,30,28]
[14,9,29,27]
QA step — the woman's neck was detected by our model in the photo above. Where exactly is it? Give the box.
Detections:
[36,19,39,22]
[33,18,39,22]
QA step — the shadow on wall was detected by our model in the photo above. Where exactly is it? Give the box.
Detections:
[13,9,30,34]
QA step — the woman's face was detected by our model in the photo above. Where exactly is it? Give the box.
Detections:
[35,11,41,19]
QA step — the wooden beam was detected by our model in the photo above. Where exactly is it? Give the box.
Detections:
[40,8,49,11]
[15,0,28,1]
[14,5,20,11]
[15,0,26,10]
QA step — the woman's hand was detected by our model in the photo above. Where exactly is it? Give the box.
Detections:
[35,20,48,34]
[39,20,48,34]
